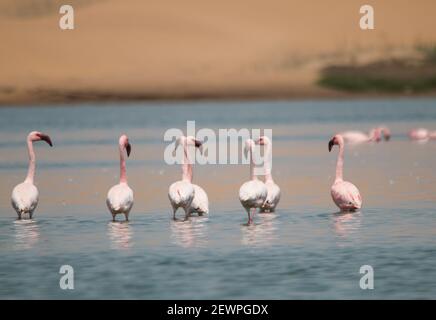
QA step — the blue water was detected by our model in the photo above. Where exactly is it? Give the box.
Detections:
[0,98,436,299]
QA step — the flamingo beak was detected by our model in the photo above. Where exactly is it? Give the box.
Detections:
[37,133,53,147]
[126,143,131,157]
[328,139,334,152]
[194,139,202,148]
[194,140,203,154]
[385,134,391,141]
[255,138,265,145]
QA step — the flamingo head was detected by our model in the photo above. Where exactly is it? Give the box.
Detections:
[28,131,53,147]
[380,127,391,141]
[175,136,203,154]
[328,134,344,152]
[255,136,271,146]
[119,134,131,157]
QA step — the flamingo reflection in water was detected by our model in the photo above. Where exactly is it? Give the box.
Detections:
[14,219,40,250]
[170,216,208,248]
[107,221,133,250]
[241,213,278,247]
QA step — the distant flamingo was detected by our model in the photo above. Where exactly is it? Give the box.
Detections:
[339,128,382,144]
[239,139,267,224]
[409,128,430,141]
[255,136,280,212]
[328,134,362,211]
[168,136,206,220]
[11,131,53,219]
[106,134,133,222]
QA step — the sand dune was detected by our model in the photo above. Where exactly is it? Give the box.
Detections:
[1,0,436,104]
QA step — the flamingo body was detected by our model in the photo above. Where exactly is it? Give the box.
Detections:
[331,180,362,211]
[239,180,268,210]
[107,183,134,220]
[261,180,281,212]
[168,180,195,217]
[409,128,429,141]
[11,182,39,219]
[189,184,209,215]
[339,128,381,144]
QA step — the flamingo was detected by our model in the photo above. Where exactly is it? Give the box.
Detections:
[328,134,362,212]
[106,134,133,222]
[239,139,267,224]
[11,131,53,219]
[168,136,206,220]
[338,128,382,144]
[409,128,430,141]
[255,136,280,213]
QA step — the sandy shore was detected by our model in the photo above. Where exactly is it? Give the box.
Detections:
[1,0,436,105]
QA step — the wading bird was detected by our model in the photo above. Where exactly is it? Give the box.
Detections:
[168,136,206,220]
[11,131,53,219]
[328,134,362,212]
[338,128,382,144]
[239,139,267,224]
[256,136,280,212]
[409,128,432,141]
[106,134,133,222]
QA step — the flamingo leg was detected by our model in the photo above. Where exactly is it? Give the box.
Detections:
[112,214,116,222]
[124,213,129,221]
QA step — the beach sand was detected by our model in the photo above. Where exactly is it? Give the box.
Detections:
[1,0,436,105]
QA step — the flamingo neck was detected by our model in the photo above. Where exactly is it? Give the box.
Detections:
[119,145,127,184]
[181,142,193,182]
[264,142,273,182]
[24,138,35,184]
[249,145,257,181]
[335,141,344,182]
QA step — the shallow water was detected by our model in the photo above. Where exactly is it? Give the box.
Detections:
[0,99,436,299]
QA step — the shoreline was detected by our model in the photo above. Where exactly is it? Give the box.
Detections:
[2,87,436,107]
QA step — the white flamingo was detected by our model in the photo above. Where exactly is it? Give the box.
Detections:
[168,136,206,220]
[106,134,133,222]
[256,136,281,212]
[11,131,53,219]
[328,134,362,211]
[239,139,267,224]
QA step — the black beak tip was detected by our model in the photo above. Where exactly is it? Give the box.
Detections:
[194,140,203,148]
[126,143,131,157]
[328,140,334,152]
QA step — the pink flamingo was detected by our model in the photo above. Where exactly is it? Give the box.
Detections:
[328,134,362,211]
[255,136,281,212]
[339,127,388,144]
[168,136,207,220]
[11,131,53,219]
[239,139,268,224]
[106,134,133,222]
[409,128,431,141]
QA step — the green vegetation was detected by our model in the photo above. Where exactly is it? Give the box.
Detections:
[318,46,436,93]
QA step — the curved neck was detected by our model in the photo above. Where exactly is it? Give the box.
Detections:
[181,141,193,182]
[24,138,36,184]
[249,145,257,181]
[335,142,344,182]
[119,145,127,184]
[264,142,273,182]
